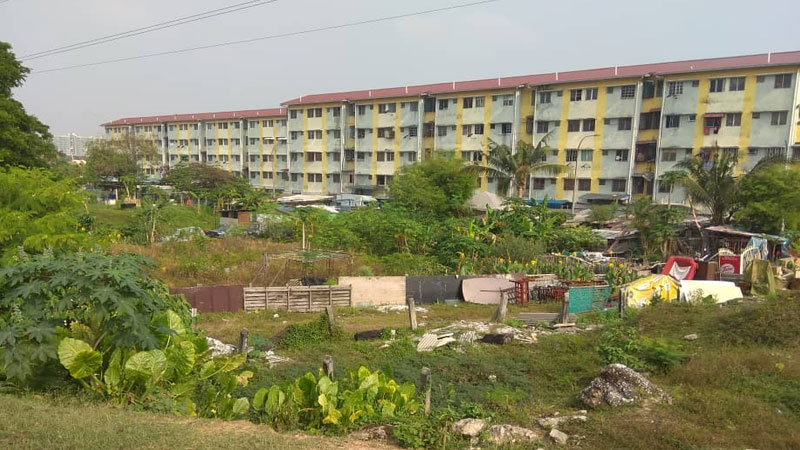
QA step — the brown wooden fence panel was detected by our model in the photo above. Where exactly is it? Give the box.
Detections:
[171,285,244,313]
[243,286,351,312]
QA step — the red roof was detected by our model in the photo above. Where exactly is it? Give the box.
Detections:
[102,107,287,126]
[282,50,800,106]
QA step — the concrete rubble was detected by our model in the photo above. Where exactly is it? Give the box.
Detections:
[348,424,391,441]
[488,424,542,445]
[430,321,538,344]
[452,418,487,437]
[580,363,673,409]
[536,411,588,429]
[548,428,569,445]
[206,336,236,357]
[375,304,428,314]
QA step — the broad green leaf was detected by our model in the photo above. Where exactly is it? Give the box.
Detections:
[165,341,195,378]
[231,397,250,417]
[124,349,167,383]
[104,348,123,390]
[171,381,197,398]
[318,376,338,398]
[217,353,246,373]
[266,385,286,414]
[359,372,379,398]
[357,366,370,382]
[379,399,396,418]
[57,338,93,369]
[199,360,216,379]
[253,388,269,410]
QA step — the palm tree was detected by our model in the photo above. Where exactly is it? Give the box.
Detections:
[659,170,687,209]
[465,139,565,198]
[675,146,780,225]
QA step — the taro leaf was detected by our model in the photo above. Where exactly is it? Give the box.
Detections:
[124,349,167,383]
[58,338,102,379]
[379,399,396,418]
[199,360,216,379]
[170,380,197,399]
[318,394,341,424]
[215,353,246,374]
[166,341,196,378]
[357,366,370,382]
[296,373,317,397]
[152,310,187,347]
[192,335,210,359]
[231,397,250,417]
[359,372,379,398]
[265,385,286,414]
[104,348,123,391]
[318,376,338,398]
[236,370,254,387]
[253,387,269,410]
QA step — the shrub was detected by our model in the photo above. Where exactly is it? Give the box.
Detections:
[279,314,342,349]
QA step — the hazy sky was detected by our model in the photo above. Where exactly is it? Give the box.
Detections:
[2,0,799,136]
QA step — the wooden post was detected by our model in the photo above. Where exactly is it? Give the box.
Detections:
[618,287,626,319]
[286,286,291,311]
[419,367,431,415]
[322,355,334,379]
[491,290,508,323]
[328,285,333,306]
[407,296,418,331]
[308,288,312,312]
[560,291,570,324]
[238,328,249,357]
[324,305,335,334]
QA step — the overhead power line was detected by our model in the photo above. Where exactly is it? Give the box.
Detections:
[20,0,279,61]
[32,0,499,74]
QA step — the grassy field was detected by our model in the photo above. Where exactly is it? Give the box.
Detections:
[193,299,800,449]
[0,394,394,450]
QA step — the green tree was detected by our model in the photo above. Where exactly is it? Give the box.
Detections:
[659,170,687,209]
[0,167,91,261]
[0,42,57,167]
[85,134,158,202]
[626,198,684,260]
[389,155,475,217]
[163,162,249,210]
[465,139,565,198]
[588,202,619,224]
[735,164,800,234]
[675,148,778,225]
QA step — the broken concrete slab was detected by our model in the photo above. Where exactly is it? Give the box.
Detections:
[452,418,487,437]
[684,333,698,341]
[580,364,673,409]
[489,424,542,445]
[416,333,439,352]
[536,414,587,429]
[549,428,569,445]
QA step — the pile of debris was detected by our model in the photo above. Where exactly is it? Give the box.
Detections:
[415,321,538,352]
[375,304,429,314]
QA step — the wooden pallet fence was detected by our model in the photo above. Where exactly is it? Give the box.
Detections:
[243,286,352,312]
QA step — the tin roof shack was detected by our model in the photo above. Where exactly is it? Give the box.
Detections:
[705,225,791,261]
[219,209,253,227]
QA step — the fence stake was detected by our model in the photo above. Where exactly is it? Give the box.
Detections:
[286,286,290,311]
[238,328,249,358]
[419,367,431,415]
[322,355,334,379]
[560,291,571,324]
[491,290,508,323]
[619,287,626,319]
[407,296,418,331]
[324,305,335,334]
[308,287,312,311]
[328,285,333,306]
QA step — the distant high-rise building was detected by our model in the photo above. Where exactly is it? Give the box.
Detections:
[52,133,98,161]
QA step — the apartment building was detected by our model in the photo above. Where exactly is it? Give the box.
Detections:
[104,50,800,206]
[52,133,98,161]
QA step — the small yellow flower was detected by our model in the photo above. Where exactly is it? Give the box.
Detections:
[80,227,86,232]
[117,233,122,238]
[572,251,577,257]
[499,257,505,264]
[531,259,537,266]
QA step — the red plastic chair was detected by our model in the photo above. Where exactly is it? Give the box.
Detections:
[662,256,697,281]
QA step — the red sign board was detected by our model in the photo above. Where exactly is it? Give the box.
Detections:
[719,255,740,275]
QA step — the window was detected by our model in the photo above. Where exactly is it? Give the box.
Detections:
[462,97,473,109]
[640,111,661,130]
[582,119,595,132]
[232,122,240,129]
[722,147,739,162]
[376,175,392,186]
[752,112,760,119]
[219,138,229,145]
[642,80,663,98]
[665,115,680,128]
[580,149,593,162]
[263,154,272,162]
[424,98,435,112]
[437,126,448,137]
[279,120,287,126]
[691,80,700,87]
[568,120,580,132]
[578,179,591,191]
[307,173,322,183]
[667,81,683,96]
[502,96,514,106]
[539,91,552,104]
[615,150,628,162]
[771,111,788,125]
[249,138,258,145]
[357,129,366,139]
[462,124,472,136]
[501,123,512,134]
[168,124,176,131]
[585,88,598,100]
[263,137,274,144]
[474,124,484,135]
[757,75,766,83]
[726,113,742,127]
[661,150,677,162]
[536,121,549,133]
[475,96,485,108]
[532,178,546,190]
[219,122,228,130]
[231,138,239,146]
[409,102,419,112]
[377,151,394,162]
[729,76,745,91]
[307,130,322,139]
[566,149,578,162]
[709,78,726,93]
[688,114,696,122]
[423,122,435,137]
[438,99,449,110]
[774,73,792,89]
[357,105,367,115]
[408,126,418,137]
[331,129,341,139]
[378,103,396,114]
[620,85,636,99]
[249,121,257,129]
[618,117,632,131]
[570,89,582,101]
[563,178,575,190]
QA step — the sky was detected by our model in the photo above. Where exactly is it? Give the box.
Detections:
[2,0,799,136]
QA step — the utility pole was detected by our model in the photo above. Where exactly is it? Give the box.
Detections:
[571,134,598,215]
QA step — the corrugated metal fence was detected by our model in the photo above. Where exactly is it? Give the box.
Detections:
[243,285,352,312]
[170,285,244,313]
